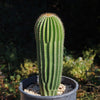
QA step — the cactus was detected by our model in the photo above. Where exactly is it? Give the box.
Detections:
[34,13,64,96]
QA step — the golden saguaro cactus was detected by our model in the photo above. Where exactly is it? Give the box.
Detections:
[34,13,64,96]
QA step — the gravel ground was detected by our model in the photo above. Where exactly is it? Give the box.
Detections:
[24,84,73,96]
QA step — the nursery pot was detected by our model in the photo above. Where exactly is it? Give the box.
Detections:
[19,76,78,100]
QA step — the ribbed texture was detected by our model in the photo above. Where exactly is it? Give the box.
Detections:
[35,13,64,96]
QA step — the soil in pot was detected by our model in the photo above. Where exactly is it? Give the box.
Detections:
[24,83,73,96]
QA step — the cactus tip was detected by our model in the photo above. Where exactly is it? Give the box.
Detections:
[41,13,56,17]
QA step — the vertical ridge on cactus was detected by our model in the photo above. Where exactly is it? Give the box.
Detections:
[35,13,64,96]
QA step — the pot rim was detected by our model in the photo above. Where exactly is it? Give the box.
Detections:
[19,76,78,99]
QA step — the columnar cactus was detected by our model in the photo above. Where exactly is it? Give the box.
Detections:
[34,13,64,96]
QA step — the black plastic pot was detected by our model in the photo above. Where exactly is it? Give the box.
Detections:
[19,76,78,100]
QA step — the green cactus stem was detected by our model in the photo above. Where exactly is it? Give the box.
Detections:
[34,13,64,96]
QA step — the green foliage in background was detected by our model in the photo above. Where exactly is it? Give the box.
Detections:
[63,49,96,82]
[0,58,38,99]
[16,59,38,78]
[0,74,20,100]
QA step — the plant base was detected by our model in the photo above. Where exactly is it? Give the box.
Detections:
[19,76,78,100]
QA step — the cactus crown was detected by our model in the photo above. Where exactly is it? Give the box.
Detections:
[41,13,56,17]
[35,13,64,96]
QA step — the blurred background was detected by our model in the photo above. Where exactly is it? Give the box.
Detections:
[0,0,99,59]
